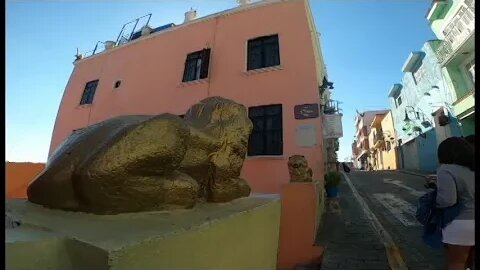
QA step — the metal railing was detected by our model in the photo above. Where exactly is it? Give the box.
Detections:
[116,14,152,46]
[435,3,475,64]
[323,99,343,114]
[75,14,153,60]
[80,41,110,58]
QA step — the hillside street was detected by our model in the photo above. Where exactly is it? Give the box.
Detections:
[317,170,445,270]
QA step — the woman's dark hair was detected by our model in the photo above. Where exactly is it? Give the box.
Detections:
[464,134,475,146]
[438,137,475,171]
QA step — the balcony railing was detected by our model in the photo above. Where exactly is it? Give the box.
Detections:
[373,132,384,148]
[323,99,342,114]
[436,3,475,64]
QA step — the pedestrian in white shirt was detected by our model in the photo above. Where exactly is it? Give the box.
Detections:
[436,137,475,270]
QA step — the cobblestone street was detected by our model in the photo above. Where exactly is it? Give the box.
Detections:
[316,170,445,270]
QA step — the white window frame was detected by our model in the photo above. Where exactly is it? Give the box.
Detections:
[460,56,475,90]
[395,95,402,108]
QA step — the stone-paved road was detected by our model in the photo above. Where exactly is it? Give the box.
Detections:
[316,170,445,270]
[316,174,390,270]
[347,171,446,269]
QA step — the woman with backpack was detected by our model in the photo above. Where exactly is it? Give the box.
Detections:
[436,137,475,270]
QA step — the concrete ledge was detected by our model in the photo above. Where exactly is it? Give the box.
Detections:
[6,225,109,270]
[6,194,281,270]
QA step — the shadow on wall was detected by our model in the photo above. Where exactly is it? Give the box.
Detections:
[6,162,45,198]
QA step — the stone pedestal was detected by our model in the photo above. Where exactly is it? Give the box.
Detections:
[277,183,324,270]
[6,194,281,270]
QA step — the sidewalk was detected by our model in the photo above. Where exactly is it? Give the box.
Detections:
[315,175,390,270]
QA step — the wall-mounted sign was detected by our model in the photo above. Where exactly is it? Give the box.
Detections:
[294,104,319,119]
[296,125,317,147]
[324,114,343,138]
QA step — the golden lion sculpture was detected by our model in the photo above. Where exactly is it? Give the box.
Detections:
[287,155,313,182]
[27,97,253,214]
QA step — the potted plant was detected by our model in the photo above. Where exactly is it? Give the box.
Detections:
[324,171,341,198]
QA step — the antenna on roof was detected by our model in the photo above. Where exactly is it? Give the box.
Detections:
[74,48,82,61]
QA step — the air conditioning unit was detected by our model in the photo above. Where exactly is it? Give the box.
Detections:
[184,9,197,22]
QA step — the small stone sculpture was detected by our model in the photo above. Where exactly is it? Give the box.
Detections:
[27,97,253,214]
[287,155,313,182]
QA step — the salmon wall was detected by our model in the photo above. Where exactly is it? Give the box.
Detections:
[278,183,324,269]
[6,162,45,198]
[49,0,325,193]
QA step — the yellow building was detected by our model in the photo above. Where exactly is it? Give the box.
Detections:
[367,111,399,170]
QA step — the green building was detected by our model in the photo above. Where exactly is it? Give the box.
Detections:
[426,0,475,135]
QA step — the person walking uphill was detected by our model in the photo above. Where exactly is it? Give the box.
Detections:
[436,137,475,270]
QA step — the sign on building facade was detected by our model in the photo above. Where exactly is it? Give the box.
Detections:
[295,125,317,147]
[294,104,319,119]
[323,114,343,138]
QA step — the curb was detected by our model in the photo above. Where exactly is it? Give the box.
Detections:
[398,170,429,178]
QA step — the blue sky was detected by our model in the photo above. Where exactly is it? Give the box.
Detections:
[6,0,435,163]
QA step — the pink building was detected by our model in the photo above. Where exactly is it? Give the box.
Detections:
[49,0,329,194]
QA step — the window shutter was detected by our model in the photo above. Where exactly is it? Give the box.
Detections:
[248,132,264,156]
[200,48,211,79]
[80,80,99,105]
[247,104,283,156]
[247,35,279,70]
[182,57,190,82]
[264,42,280,67]
[247,41,263,70]
[265,131,283,155]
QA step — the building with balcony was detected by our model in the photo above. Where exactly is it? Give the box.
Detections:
[323,99,342,173]
[353,110,388,169]
[48,0,330,195]
[366,111,399,171]
[426,0,475,135]
[389,40,463,173]
[351,141,358,159]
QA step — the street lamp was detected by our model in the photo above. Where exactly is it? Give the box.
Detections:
[401,106,431,139]
[423,87,457,127]
[404,111,411,122]
[403,106,432,127]
[404,106,418,122]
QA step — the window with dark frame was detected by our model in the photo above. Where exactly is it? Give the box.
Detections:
[247,34,280,71]
[396,96,402,107]
[80,80,99,105]
[182,48,211,82]
[247,104,283,156]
